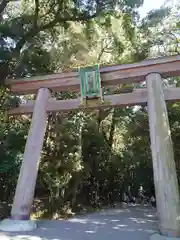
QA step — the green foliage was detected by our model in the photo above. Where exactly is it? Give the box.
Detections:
[0,0,180,219]
[0,115,29,201]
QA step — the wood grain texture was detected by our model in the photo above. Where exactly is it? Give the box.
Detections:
[7,55,180,94]
[146,74,180,236]
[9,87,180,115]
[11,88,51,220]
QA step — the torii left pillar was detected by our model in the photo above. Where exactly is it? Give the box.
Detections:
[0,88,51,232]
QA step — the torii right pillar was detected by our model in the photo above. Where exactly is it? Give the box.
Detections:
[146,73,180,240]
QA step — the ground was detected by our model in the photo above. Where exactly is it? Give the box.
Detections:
[0,206,158,240]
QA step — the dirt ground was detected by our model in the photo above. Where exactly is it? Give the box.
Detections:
[0,206,158,240]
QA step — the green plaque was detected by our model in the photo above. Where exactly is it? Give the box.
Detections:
[79,65,102,99]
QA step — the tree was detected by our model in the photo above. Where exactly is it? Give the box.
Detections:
[0,0,144,83]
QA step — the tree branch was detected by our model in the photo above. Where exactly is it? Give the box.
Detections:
[0,0,8,15]
[169,32,180,54]
[97,39,112,61]
[34,0,39,29]
[15,5,103,54]
[108,109,116,148]
[0,2,104,84]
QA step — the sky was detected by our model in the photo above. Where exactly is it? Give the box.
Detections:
[139,0,166,18]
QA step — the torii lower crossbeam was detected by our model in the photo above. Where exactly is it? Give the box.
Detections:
[9,87,180,115]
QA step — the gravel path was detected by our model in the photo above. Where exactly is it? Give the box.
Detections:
[0,206,158,240]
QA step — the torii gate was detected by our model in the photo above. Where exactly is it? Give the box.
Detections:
[1,55,180,240]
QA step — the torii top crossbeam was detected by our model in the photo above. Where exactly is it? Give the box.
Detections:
[7,54,180,115]
[7,55,180,94]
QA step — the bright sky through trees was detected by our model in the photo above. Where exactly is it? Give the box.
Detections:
[140,0,166,17]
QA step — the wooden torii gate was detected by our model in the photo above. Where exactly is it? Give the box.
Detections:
[1,55,180,238]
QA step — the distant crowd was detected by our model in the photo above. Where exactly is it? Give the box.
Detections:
[123,185,156,207]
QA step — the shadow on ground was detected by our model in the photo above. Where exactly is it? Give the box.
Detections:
[0,206,158,240]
